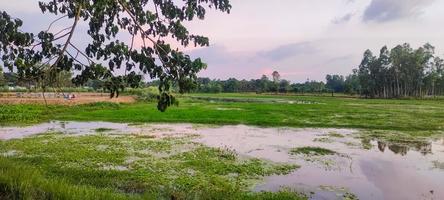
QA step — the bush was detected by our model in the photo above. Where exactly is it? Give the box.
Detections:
[124,87,159,102]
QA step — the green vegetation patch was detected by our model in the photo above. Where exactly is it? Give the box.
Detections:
[0,133,303,199]
[95,128,115,133]
[357,130,434,151]
[2,94,444,139]
[328,132,345,138]
[290,147,336,156]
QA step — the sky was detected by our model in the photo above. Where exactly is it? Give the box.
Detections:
[1,0,444,82]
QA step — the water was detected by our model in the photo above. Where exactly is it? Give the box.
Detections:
[1,122,443,200]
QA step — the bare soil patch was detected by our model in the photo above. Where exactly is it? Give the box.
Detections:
[0,92,135,105]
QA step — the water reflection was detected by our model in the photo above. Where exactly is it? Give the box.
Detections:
[371,139,433,156]
[1,122,443,200]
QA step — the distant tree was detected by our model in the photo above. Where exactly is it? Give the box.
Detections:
[344,69,361,95]
[272,71,281,83]
[325,74,345,95]
[350,43,443,98]
[223,78,240,92]
[270,71,280,93]
[0,0,231,111]
[358,50,375,97]
[86,79,104,91]
[256,75,270,93]
[0,67,4,87]
[279,80,290,93]
[3,72,17,87]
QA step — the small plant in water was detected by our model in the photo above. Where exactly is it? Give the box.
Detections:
[328,132,345,138]
[94,128,115,133]
[343,192,359,200]
[290,147,336,156]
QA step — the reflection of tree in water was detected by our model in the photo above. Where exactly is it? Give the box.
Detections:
[388,144,408,156]
[377,141,387,152]
[372,140,432,156]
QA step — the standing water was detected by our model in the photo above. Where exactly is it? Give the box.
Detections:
[0,122,443,200]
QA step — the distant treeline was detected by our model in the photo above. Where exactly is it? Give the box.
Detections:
[195,76,329,94]
[352,43,444,98]
[194,43,444,98]
[3,43,442,98]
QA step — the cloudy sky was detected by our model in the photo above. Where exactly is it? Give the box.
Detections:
[2,0,444,82]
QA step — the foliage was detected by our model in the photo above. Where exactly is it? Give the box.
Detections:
[344,43,444,98]
[0,0,231,111]
[0,67,4,87]
[193,74,328,94]
[325,74,345,93]
[123,86,159,101]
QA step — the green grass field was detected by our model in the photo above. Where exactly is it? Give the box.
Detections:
[1,93,443,199]
[2,93,443,135]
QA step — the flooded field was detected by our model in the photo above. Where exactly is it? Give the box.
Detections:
[1,121,443,200]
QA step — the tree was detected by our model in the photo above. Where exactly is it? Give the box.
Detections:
[0,67,4,87]
[270,71,280,93]
[272,71,280,83]
[344,69,360,95]
[256,75,269,93]
[358,50,375,97]
[325,74,345,95]
[349,43,444,98]
[222,78,239,93]
[0,0,231,111]
[278,79,290,93]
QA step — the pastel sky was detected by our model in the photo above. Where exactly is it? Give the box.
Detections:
[2,0,444,82]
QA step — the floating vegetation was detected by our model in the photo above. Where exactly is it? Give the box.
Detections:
[94,128,115,133]
[290,147,336,156]
[313,137,334,143]
[328,132,345,138]
[343,192,359,200]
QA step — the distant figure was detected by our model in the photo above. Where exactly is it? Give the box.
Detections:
[71,94,76,99]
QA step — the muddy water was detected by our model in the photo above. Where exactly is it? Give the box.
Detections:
[1,122,443,200]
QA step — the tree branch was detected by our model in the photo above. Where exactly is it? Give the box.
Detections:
[50,6,82,69]
[69,42,95,65]
[45,15,68,32]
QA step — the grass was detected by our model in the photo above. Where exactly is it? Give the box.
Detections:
[2,93,444,137]
[0,133,303,199]
[95,128,115,133]
[1,93,443,199]
[289,147,336,156]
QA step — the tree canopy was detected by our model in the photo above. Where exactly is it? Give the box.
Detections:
[328,43,444,98]
[0,0,231,111]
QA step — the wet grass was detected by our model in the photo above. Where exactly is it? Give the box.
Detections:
[0,133,303,199]
[2,93,444,137]
[328,132,345,138]
[95,128,115,133]
[289,147,336,156]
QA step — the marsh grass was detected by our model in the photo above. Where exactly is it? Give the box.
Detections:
[0,133,303,199]
[328,132,345,138]
[2,94,443,138]
[0,94,444,140]
[290,147,336,156]
[95,128,115,133]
